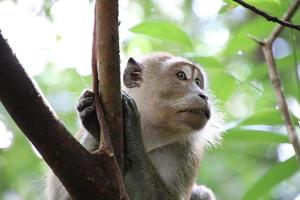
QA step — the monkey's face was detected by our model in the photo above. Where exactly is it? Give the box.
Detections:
[149,60,211,132]
[123,54,211,134]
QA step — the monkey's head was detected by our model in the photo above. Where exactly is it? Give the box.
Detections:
[123,53,221,149]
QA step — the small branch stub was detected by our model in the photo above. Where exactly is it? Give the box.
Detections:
[251,0,300,166]
[93,1,129,199]
[96,0,124,170]
[261,41,300,166]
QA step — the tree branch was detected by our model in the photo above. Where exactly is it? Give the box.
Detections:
[92,5,114,158]
[0,0,127,198]
[92,5,129,199]
[0,31,118,199]
[254,0,300,166]
[96,0,124,169]
[232,0,300,32]
[261,42,300,166]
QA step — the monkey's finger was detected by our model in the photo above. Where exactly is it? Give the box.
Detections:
[76,97,94,112]
[122,92,142,138]
[121,91,141,126]
[122,98,134,142]
[122,96,135,123]
[82,89,93,98]
[122,94,132,122]
[121,91,133,111]
[122,92,139,114]
[127,99,140,123]
[79,106,95,120]
[122,95,136,131]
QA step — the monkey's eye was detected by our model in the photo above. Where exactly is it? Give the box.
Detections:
[195,78,203,88]
[176,71,187,80]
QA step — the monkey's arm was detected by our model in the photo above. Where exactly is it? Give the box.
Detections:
[78,90,177,200]
[122,93,177,200]
[190,185,216,200]
[46,91,99,200]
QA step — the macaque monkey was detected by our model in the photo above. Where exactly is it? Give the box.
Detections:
[46,52,222,200]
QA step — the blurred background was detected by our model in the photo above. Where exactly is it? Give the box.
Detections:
[0,0,299,199]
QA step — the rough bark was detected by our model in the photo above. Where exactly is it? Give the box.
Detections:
[91,3,128,198]
[0,31,122,199]
[255,0,300,166]
[0,0,126,198]
[96,0,124,171]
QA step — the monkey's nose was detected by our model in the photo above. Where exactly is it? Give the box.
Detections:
[198,93,208,101]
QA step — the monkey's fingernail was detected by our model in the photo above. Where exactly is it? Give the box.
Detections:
[83,90,93,97]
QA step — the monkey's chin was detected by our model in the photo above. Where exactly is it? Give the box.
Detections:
[176,112,208,130]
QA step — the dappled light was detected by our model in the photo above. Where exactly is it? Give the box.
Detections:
[0,0,300,199]
[0,121,13,149]
[192,0,223,19]
[273,38,291,59]
[277,143,295,162]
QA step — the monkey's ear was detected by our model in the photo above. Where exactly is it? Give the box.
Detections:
[123,57,144,88]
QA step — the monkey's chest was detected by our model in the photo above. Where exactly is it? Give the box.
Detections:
[148,144,200,198]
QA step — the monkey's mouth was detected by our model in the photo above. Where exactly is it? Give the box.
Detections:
[179,108,210,119]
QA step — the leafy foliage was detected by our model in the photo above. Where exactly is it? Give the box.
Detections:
[0,0,299,200]
[130,20,193,49]
[242,156,298,200]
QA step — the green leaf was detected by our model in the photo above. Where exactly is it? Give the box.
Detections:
[220,0,238,13]
[43,0,55,21]
[240,109,283,125]
[221,0,283,16]
[130,20,193,49]
[225,18,274,55]
[193,56,223,68]
[242,156,298,200]
[250,55,296,80]
[224,128,289,144]
[208,68,238,102]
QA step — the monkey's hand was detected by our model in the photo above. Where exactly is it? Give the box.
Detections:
[190,185,216,200]
[77,90,146,162]
[76,90,100,141]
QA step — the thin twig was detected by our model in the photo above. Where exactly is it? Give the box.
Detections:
[232,0,300,32]
[289,30,300,99]
[247,33,264,45]
[92,4,129,200]
[255,0,300,166]
[267,0,300,43]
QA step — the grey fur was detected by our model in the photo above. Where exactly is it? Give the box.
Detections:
[46,54,221,200]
